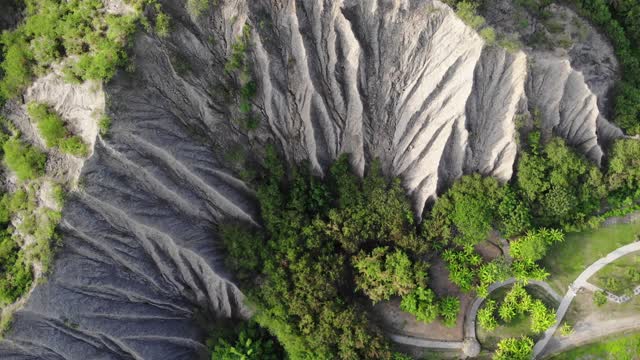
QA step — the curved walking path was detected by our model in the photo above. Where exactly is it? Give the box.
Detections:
[389,278,562,356]
[389,241,640,357]
[463,279,562,342]
[532,240,640,358]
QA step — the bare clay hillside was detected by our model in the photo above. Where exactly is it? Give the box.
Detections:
[0,0,623,359]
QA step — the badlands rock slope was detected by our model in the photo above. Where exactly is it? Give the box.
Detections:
[0,0,623,359]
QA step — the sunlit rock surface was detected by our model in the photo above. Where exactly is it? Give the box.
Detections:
[0,0,622,359]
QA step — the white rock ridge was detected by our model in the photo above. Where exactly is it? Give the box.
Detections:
[251,0,621,214]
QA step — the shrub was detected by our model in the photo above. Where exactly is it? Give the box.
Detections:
[0,34,32,99]
[155,11,170,38]
[3,137,46,181]
[560,322,573,336]
[0,0,139,99]
[510,228,564,262]
[480,27,497,45]
[498,38,522,53]
[99,114,112,136]
[593,290,608,306]
[529,299,556,333]
[51,184,65,208]
[187,0,210,18]
[0,233,33,305]
[456,1,485,30]
[493,336,534,360]
[478,299,498,331]
[27,102,89,157]
[59,136,88,157]
[210,321,284,360]
[439,296,460,327]
[27,102,67,148]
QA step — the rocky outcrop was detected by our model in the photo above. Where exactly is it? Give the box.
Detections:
[0,0,623,359]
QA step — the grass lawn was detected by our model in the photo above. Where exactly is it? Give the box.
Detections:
[476,285,558,351]
[549,331,640,360]
[590,252,640,294]
[542,220,640,293]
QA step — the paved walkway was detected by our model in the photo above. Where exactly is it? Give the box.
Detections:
[532,241,640,358]
[387,333,463,349]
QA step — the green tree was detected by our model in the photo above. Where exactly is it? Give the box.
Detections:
[219,223,264,279]
[497,188,532,238]
[607,139,640,202]
[400,286,439,323]
[425,174,505,247]
[353,247,427,303]
[510,228,564,262]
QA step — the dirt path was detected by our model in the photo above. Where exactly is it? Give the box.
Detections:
[539,314,640,358]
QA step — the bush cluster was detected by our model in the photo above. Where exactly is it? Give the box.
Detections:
[2,137,46,181]
[479,284,556,334]
[27,102,88,157]
[220,146,468,359]
[225,24,259,131]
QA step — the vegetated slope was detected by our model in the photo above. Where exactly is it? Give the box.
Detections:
[0,0,625,359]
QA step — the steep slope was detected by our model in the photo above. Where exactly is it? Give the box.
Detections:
[0,0,623,359]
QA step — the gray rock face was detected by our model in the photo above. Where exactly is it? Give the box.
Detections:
[0,0,622,359]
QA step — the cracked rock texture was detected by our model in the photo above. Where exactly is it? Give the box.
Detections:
[0,0,623,359]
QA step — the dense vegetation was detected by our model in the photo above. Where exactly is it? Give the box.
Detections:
[0,227,32,305]
[219,123,640,359]
[0,0,136,100]
[220,150,437,359]
[0,118,62,321]
[0,0,172,105]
